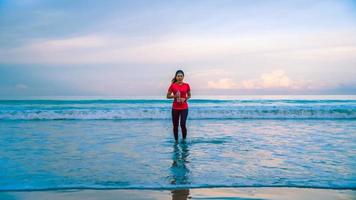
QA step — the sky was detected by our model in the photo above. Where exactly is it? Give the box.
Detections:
[0,0,356,98]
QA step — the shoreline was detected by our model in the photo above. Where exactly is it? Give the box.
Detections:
[1,187,355,200]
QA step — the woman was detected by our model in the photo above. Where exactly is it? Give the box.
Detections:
[166,70,191,141]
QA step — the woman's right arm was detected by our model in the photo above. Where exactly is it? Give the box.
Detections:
[166,91,174,99]
[167,91,179,99]
[166,84,176,99]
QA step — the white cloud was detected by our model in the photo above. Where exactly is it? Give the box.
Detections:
[15,84,28,90]
[206,70,314,90]
[242,70,293,89]
[188,69,234,89]
[39,35,109,49]
[1,30,355,64]
[208,78,238,89]
[189,69,231,78]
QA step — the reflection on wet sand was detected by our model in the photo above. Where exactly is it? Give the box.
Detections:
[170,140,191,199]
[171,189,190,200]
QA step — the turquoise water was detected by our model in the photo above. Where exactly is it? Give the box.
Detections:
[0,96,355,191]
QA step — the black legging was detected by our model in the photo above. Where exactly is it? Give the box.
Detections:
[171,108,188,141]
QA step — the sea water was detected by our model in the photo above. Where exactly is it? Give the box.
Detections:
[0,95,355,191]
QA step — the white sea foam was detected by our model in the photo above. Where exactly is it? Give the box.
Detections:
[0,99,355,120]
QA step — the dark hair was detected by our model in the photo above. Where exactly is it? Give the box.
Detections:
[171,70,184,83]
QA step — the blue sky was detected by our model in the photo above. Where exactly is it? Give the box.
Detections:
[0,0,355,98]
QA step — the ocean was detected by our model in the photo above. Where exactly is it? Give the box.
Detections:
[0,95,355,191]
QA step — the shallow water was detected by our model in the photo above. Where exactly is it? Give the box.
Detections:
[0,97,355,191]
[1,119,355,190]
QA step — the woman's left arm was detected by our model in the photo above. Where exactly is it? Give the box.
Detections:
[186,90,191,101]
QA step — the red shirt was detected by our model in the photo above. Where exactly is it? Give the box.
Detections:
[168,82,190,110]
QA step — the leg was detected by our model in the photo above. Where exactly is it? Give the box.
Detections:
[180,109,188,139]
[171,109,180,141]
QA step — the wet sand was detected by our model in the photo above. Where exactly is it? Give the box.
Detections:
[0,187,354,200]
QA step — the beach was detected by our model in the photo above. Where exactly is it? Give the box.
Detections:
[1,0,355,198]
[0,96,355,199]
